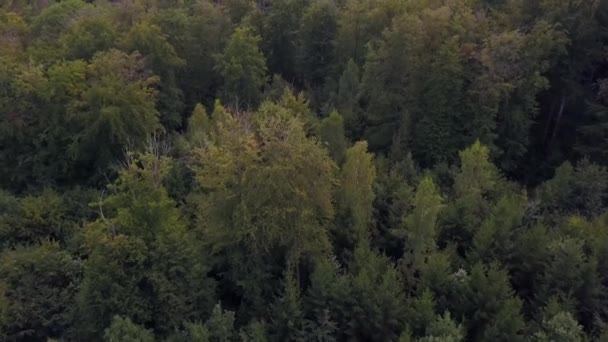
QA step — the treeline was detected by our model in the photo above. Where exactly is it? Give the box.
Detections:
[0,0,607,341]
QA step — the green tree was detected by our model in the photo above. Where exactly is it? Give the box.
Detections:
[59,11,117,60]
[393,176,443,271]
[539,159,608,218]
[0,189,91,248]
[121,21,185,128]
[306,248,406,342]
[104,316,154,342]
[0,242,81,341]
[335,0,404,66]
[464,263,525,342]
[68,50,161,177]
[318,111,347,164]
[533,311,584,342]
[297,0,337,100]
[240,320,268,342]
[371,156,417,257]
[186,103,212,147]
[343,245,406,341]
[270,273,305,341]
[215,26,267,108]
[334,141,376,260]
[336,59,362,139]
[419,312,465,342]
[469,192,527,264]
[78,151,215,338]
[440,141,501,254]
[27,0,90,63]
[260,0,307,81]
[205,304,237,342]
[193,100,335,316]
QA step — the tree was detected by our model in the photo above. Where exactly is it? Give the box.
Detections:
[305,247,406,342]
[0,10,28,60]
[121,21,185,128]
[0,242,81,341]
[193,99,336,316]
[240,320,268,342]
[334,141,376,260]
[318,111,347,164]
[270,273,305,341]
[297,0,338,101]
[360,3,485,161]
[464,263,526,342]
[186,103,211,147]
[59,11,117,60]
[0,189,89,248]
[533,311,584,342]
[68,50,161,177]
[343,245,406,341]
[539,159,608,218]
[334,0,404,66]
[336,59,362,139]
[77,151,215,338]
[469,192,527,264]
[393,176,443,271]
[478,22,568,171]
[419,312,465,342]
[27,0,90,63]
[260,0,307,81]
[205,304,237,342]
[104,316,154,342]
[215,26,267,108]
[439,141,504,256]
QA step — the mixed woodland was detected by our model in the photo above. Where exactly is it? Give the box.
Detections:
[1,0,608,340]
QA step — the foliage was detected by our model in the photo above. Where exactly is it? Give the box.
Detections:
[1,1,607,341]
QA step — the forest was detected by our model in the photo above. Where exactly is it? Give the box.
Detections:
[0,0,608,341]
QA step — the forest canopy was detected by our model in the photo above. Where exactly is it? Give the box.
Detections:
[1,0,608,341]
